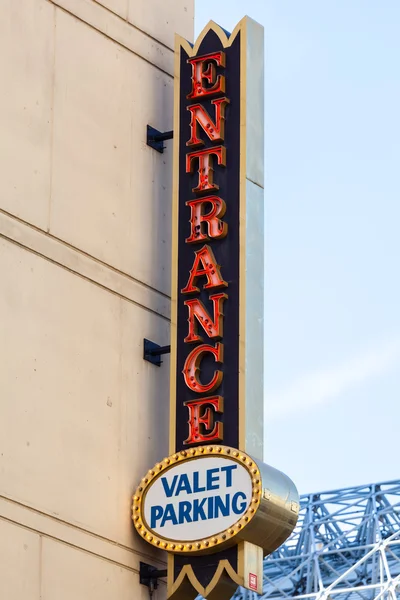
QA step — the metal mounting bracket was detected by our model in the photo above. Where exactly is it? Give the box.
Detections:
[146,125,173,153]
[139,562,168,596]
[143,338,171,367]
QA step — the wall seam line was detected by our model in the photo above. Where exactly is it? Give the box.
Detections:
[0,513,163,574]
[90,0,175,53]
[0,208,171,300]
[246,176,264,190]
[46,1,174,79]
[47,5,57,234]
[0,233,171,322]
[0,495,167,567]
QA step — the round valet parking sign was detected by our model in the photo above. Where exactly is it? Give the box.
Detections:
[133,446,262,554]
[146,456,251,539]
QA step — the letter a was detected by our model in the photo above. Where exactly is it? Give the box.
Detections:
[181,245,227,294]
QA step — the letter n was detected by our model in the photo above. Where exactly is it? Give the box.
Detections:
[187,98,229,147]
[184,293,227,343]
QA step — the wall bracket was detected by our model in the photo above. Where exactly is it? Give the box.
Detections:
[146,125,173,153]
[139,562,168,596]
[143,338,171,367]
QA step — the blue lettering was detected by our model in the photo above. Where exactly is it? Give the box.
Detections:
[221,465,237,487]
[161,475,178,498]
[150,505,163,528]
[214,494,230,517]
[175,474,192,496]
[207,496,214,519]
[178,501,192,524]
[193,498,207,521]
[193,471,206,493]
[151,490,247,530]
[207,468,220,490]
[232,492,247,515]
[160,504,178,527]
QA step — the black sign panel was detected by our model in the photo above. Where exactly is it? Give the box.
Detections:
[174,30,241,454]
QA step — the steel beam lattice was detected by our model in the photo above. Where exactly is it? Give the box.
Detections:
[233,480,400,600]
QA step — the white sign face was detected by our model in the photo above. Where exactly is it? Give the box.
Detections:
[143,456,253,541]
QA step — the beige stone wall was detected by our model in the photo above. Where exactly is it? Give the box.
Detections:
[0,1,193,598]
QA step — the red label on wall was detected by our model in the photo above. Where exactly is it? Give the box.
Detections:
[249,573,258,591]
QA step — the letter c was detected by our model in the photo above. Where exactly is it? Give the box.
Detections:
[182,342,223,393]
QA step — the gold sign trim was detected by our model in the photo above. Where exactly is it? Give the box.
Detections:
[132,445,262,554]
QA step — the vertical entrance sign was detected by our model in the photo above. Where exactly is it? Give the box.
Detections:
[133,18,299,600]
[171,14,265,486]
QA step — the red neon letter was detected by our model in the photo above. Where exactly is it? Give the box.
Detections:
[184,396,224,445]
[187,97,229,147]
[184,293,227,343]
[186,146,226,193]
[181,245,227,294]
[182,342,224,394]
[185,196,227,243]
[187,51,226,99]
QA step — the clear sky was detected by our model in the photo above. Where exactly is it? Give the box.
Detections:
[194,1,400,495]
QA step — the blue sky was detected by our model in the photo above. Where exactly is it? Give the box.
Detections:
[195,1,400,495]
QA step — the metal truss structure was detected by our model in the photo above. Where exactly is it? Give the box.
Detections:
[235,480,400,600]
